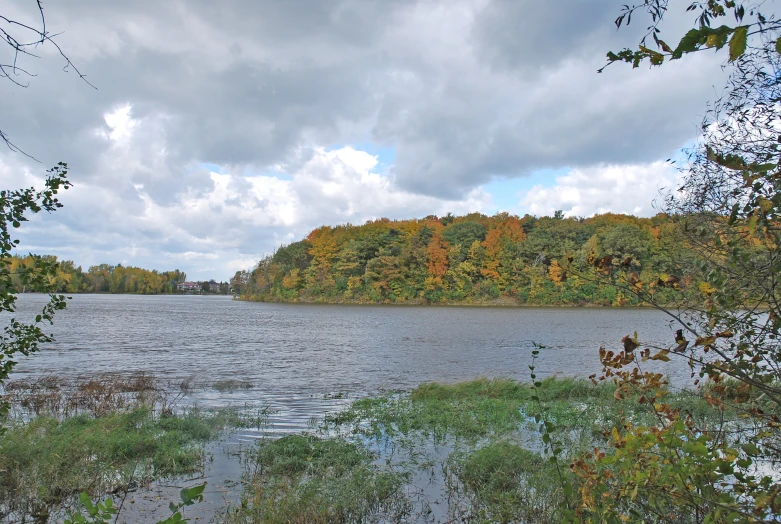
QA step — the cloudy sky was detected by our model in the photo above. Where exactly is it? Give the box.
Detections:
[0,1,730,280]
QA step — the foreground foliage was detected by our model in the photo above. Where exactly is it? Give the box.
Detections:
[567,1,781,522]
[0,407,219,520]
[0,164,71,427]
[0,374,244,522]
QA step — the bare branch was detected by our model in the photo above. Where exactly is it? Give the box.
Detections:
[0,2,96,157]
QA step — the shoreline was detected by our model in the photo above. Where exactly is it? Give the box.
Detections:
[237,295,666,309]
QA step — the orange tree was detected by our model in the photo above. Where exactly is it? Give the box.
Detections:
[568,2,781,522]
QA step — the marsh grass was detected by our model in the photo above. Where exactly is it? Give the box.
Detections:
[446,441,565,523]
[318,377,738,522]
[0,374,260,522]
[0,375,740,522]
[3,372,166,419]
[326,377,624,442]
[227,434,411,523]
[0,407,225,520]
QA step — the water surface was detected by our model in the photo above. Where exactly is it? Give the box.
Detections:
[9,294,690,407]
[6,294,693,521]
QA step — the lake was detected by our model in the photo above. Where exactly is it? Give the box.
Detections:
[4,294,701,521]
[8,294,692,428]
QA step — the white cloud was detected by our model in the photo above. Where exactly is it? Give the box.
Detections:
[6,106,491,280]
[0,0,745,280]
[520,162,680,218]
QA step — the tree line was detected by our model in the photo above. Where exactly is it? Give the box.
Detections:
[237,211,709,306]
[7,255,187,294]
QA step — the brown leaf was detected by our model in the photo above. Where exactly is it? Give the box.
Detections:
[650,350,671,362]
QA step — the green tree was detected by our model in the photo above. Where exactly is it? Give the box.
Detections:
[0,164,71,427]
[442,220,487,264]
[230,270,250,295]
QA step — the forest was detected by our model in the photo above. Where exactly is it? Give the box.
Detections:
[239,211,708,306]
[6,255,187,294]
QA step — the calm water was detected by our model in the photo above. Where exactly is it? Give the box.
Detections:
[9,294,691,404]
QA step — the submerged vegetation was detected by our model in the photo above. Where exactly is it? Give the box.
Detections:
[226,377,741,523]
[1,408,214,519]
[0,374,248,522]
[1,374,745,523]
[228,435,411,523]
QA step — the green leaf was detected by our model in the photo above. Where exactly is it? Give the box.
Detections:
[729,26,747,61]
[776,36,781,54]
[741,442,760,456]
[79,492,93,510]
[673,29,707,58]
[180,482,206,505]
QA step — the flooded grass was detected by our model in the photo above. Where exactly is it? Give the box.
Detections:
[317,377,738,522]
[446,441,564,523]
[326,377,621,442]
[225,434,411,523]
[0,374,252,522]
[1,375,740,522]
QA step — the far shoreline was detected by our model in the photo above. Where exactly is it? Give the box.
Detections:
[236,295,666,310]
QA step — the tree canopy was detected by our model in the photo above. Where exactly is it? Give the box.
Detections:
[242,212,695,307]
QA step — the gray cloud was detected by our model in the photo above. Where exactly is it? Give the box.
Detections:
[0,0,746,278]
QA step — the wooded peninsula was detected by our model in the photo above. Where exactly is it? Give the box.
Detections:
[237,212,703,306]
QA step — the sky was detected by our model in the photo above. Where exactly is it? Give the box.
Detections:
[0,0,732,281]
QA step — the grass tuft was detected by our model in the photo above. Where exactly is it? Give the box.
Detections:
[449,440,566,523]
[227,435,411,523]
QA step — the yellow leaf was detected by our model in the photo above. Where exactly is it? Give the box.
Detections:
[758,197,774,213]
[698,282,717,295]
[729,26,748,62]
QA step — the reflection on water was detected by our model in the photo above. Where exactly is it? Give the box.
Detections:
[9,294,689,433]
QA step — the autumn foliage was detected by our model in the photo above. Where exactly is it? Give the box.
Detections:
[244,212,698,305]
